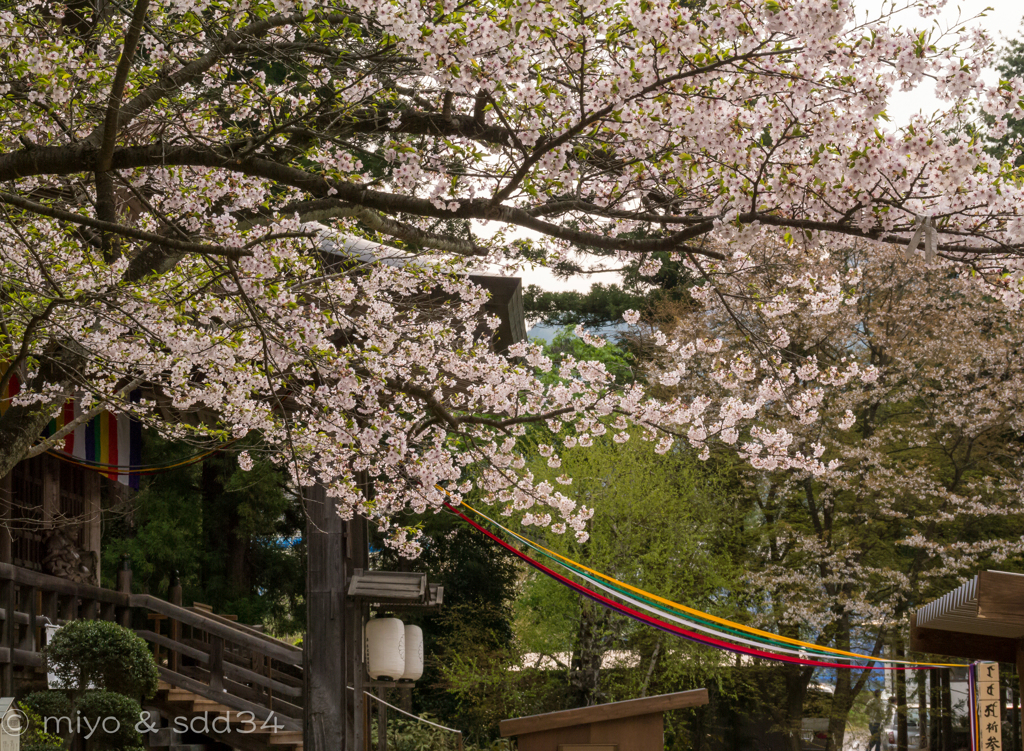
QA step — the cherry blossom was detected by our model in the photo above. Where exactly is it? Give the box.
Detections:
[3,0,1024,550]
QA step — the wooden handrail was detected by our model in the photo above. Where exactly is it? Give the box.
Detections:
[132,595,302,665]
[136,630,303,699]
[0,563,130,605]
[157,667,302,730]
[185,606,299,654]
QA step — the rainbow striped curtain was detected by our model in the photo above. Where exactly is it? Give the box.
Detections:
[1,371,141,489]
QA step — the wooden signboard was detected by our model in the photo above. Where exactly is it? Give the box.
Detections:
[978,662,1002,751]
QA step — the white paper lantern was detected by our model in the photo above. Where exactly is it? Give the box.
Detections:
[366,618,405,681]
[400,625,423,682]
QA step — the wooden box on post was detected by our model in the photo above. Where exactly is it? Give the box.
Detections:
[0,697,20,751]
[500,690,708,751]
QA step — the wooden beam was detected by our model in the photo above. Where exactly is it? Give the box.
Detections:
[500,690,709,738]
[11,648,43,667]
[910,613,1018,663]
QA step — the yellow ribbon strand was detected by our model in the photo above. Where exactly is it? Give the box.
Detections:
[450,493,958,669]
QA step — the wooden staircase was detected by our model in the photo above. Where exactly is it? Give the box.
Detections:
[147,680,304,751]
[0,563,306,751]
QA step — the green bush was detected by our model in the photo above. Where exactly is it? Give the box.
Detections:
[44,620,158,700]
[21,690,145,751]
[21,692,71,727]
[17,701,63,751]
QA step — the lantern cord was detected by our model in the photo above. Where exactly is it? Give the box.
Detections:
[448,496,959,668]
[442,499,958,670]
[350,687,465,736]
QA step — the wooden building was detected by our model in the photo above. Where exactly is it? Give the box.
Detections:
[500,690,709,751]
[0,455,102,584]
[911,570,1024,751]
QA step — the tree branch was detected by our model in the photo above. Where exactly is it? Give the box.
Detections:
[0,191,253,258]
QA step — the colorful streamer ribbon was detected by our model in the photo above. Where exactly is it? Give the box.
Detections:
[1,369,143,488]
[442,496,958,670]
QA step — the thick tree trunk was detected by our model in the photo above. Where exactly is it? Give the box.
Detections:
[827,661,854,751]
[569,599,607,706]
[226,512,249,594]
[825,616,874,751]
[783,664,813,751]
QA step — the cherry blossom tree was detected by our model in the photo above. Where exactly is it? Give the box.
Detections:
[628,237,1024,751]
[4,0,1024,545]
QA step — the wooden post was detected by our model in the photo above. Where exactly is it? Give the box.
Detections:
[1016,644,1024,751]
[363,687,371,751]
[82,599,98,620]
[940,667,953,751]
[0,472,12,565]
[83,470,102,584]
[896,641,908,751]
[41,455,59,529]
[19,585,36,651]
[208,635,225,692]
[1,578,15,695]
[117,554,132,628]
[304,482,348,751]
[377,686,387,751]
[169,571,182,672]
[59,591,77,622]
[350,515,368,751]
[42,590,58,626]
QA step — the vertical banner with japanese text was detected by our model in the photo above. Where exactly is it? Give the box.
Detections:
[978,662,1002,751]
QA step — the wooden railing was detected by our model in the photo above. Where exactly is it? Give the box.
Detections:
[0,562,303,731]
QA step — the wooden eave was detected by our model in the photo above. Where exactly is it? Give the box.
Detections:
[911,570,1024,663]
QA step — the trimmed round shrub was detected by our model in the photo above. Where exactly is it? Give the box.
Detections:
[44,620,158,700]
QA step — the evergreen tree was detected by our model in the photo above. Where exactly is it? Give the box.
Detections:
[102,432,305,633]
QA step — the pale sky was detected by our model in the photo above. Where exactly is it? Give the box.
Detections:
[514,0,1024,295]
[869,0,1023,123]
